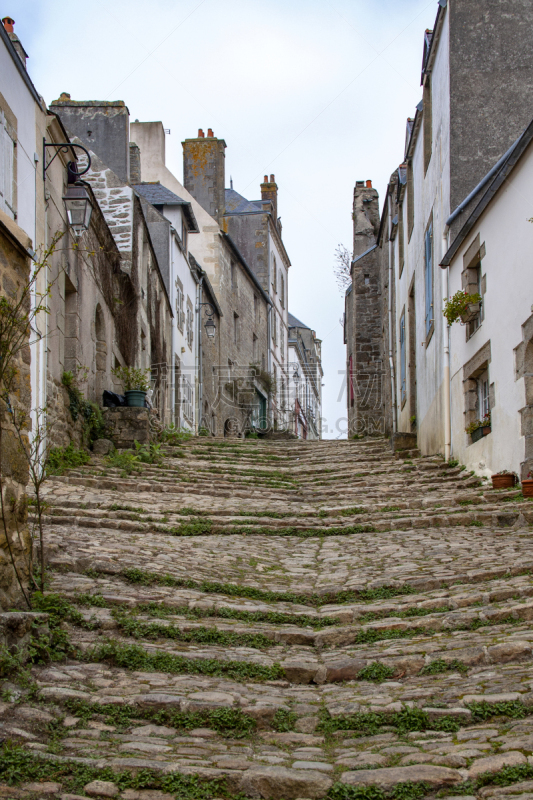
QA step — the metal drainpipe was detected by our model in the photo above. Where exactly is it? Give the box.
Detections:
[196,276,203,435]
[388,195,397,434]
[170,235,175,427]
[442,225,451,461]
[266,225,272,424]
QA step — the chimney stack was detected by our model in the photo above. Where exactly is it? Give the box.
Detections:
[353,179,379,258]
[2,17,28,69]
[260,174,278,229]
[182,129,226,223]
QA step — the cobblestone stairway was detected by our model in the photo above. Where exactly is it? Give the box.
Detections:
[4,438,533,800]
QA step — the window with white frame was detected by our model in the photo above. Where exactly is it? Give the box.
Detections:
[272,255,277,293]
[186,299,193,349]
[182,375,194,423]
[280,324,284,360]
[175,278,185,333]
[280,272,285,308]
[424,219,433,336]
[0,109,15,219]
[478,368,490,420]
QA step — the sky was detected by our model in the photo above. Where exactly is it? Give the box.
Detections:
[12,0,438,438]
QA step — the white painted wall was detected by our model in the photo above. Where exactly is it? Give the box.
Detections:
[447,138,533,477]
[0,37,37,241]
[163,203,198,430]
[393,10,451,454]
[269,232,289,419]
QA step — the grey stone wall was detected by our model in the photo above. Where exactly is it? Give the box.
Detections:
[345,182,387,438]
[449,0,533,233]
[0,226,32,610]
[201,238,270,437]
[49,96,131,183]
[102,407,151,449]
[223,213,270,293]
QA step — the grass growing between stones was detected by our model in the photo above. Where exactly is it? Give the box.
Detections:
[112,612,276,649]
[63,698,258,737]
[356,662,396,682]
[0,744,239,798]
[317,706,461,738]
[114,567,417,606]
[329,783,427,800]
[76,593,339,629]
[86,640,284,682]
[420,658,468,675]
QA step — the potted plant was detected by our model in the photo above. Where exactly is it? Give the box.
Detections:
[443,290,482,326]
[466,412,491,443]
[491,470,518,489]
[112,366,151,408]
[522,471,533,498]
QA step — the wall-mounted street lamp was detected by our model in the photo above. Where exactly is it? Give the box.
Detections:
[43,140,93,237]
[199,302,217,339]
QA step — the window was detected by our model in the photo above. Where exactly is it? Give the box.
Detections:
[468,261,484,336]
[407,160,414,240]
[0,109,15,219]
[230,261,236,289]
[252,333,258,361]
[272,313,277,344]
[233,312,239,345]
[400,310,406,406]
[280,325,284,360]
[254,295,259,324]
[272,255,277,293]
[423,75,432,173]
[398,203,405,277]
[186,298,194,349]
[478,369,490,419]
[182,375,193,423]
[424,219,433,337]
[280,272,285,308]
[175,278,184,332]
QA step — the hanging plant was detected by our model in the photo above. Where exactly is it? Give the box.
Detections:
[443,291,482,326]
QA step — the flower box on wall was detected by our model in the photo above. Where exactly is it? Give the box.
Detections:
[460,302,481,324]
[471,426,484,443]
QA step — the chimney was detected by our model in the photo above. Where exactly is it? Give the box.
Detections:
[50,96,131,183]
[129,142,141,185]
[260,173,278,227]
[353,179,379,258]
[182,129,226,223]
[2,17,28,69]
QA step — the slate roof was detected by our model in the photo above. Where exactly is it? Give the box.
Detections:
[132,183,199,232]
[440,116,533,267]
[288,312,310,329]
[224,188,263,214]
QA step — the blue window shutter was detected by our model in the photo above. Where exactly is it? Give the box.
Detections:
[425,223,433,334]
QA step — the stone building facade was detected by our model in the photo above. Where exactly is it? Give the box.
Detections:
[0,213,33,609]
[131,122,271,436]
[48,97,174,427]
[223,174,291,429]
[288,313,323,439]
[344,180,386,438]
